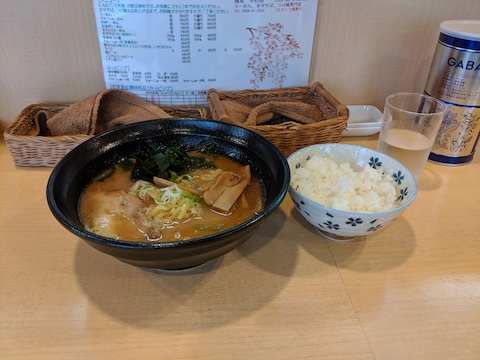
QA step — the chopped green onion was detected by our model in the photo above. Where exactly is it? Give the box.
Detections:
[194,224,225,231]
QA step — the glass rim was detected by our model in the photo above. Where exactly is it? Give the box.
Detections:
[386,92,447,116]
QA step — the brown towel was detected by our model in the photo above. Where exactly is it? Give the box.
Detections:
[220,97,324,126]
[245,101,324,126]
[42,89,170,136]
[33,110,57,136]
[220,100,274,124]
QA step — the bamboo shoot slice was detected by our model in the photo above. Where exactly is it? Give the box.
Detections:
[203,171,240,205]
[212,165,251,213]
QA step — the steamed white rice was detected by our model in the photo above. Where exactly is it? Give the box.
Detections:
[291,155,398,212]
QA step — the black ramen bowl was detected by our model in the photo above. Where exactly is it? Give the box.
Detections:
[46,119,290,270]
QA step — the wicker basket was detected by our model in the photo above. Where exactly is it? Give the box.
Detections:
[4,103,210,167]
[208,82,349,156]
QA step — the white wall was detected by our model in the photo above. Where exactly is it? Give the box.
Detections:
[1,0,479,130]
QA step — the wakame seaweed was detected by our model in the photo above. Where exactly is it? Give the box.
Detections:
[131,141,215,182]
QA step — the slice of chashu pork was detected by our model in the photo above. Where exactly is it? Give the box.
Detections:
[85,190,159,240]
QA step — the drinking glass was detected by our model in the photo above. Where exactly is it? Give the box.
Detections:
[377,92,447,180]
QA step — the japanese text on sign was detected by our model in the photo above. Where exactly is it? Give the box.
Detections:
[93,0,318,105]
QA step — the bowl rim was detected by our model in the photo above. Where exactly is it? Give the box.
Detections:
[287,143,418,217]
[47,118,290,249]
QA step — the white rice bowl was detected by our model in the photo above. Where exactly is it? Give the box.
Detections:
[291,155,398,213]
[287,144,417,241]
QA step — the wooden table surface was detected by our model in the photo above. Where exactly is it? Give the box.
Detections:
[1,135,479,360]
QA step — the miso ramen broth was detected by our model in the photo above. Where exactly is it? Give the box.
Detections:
[79,153,265,242]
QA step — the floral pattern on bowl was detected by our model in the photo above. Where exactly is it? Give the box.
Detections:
[287,144,418,241]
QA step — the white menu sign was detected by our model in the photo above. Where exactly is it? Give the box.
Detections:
[93,0,318,105]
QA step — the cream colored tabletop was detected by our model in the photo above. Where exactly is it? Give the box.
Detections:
[1,135,479,360]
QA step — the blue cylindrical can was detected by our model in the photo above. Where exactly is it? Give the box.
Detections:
[424,20,480,165]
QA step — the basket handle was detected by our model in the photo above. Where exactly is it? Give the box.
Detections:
[310,82,349,118]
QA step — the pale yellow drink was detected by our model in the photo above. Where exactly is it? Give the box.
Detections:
[377,128,432,180]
